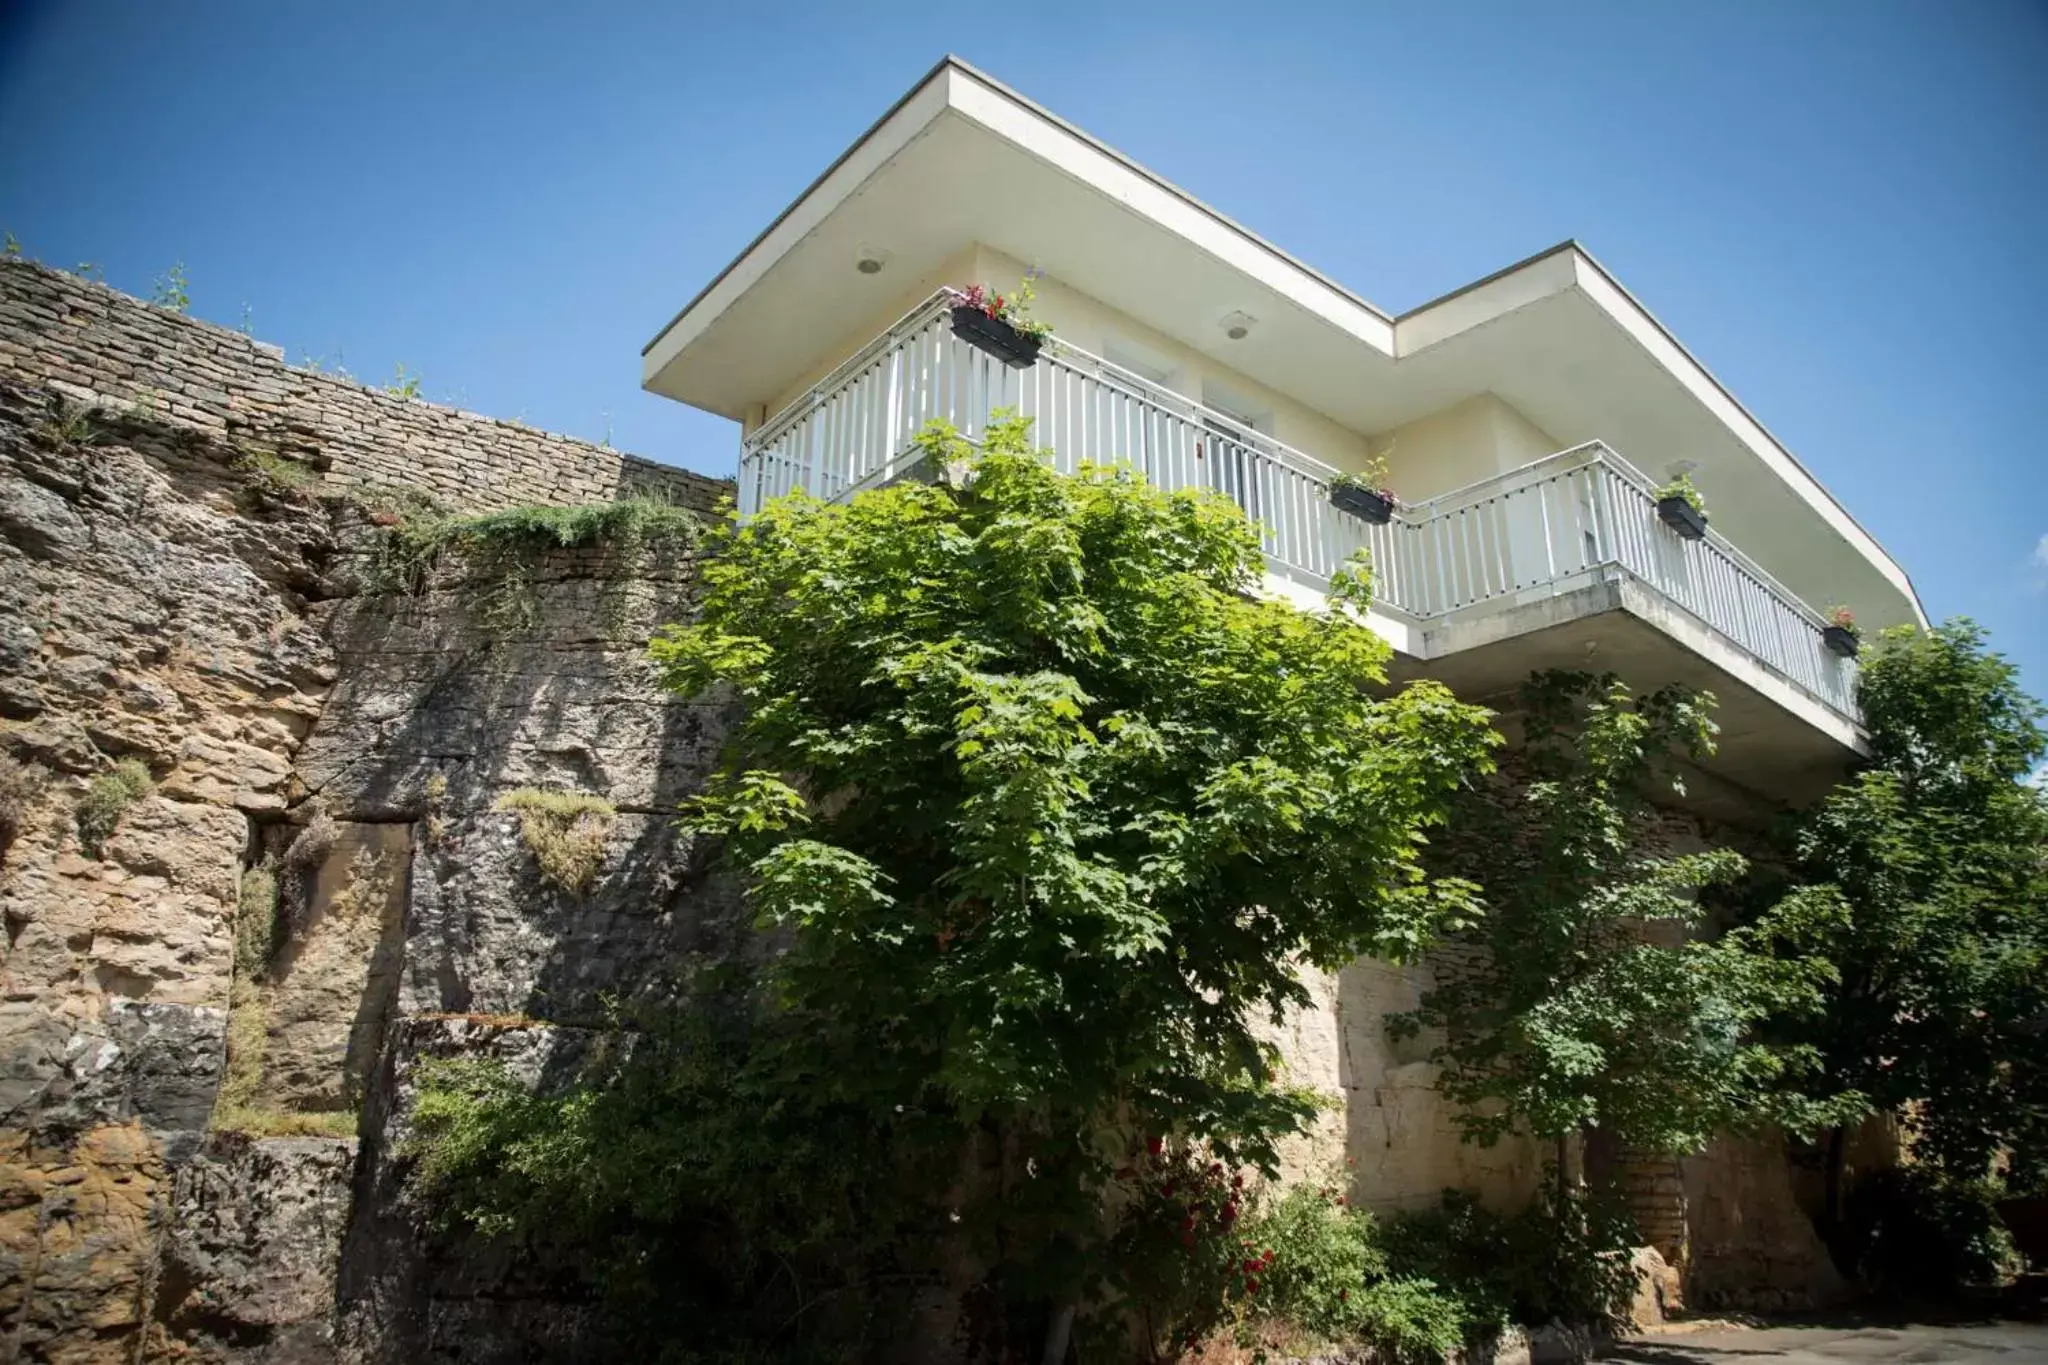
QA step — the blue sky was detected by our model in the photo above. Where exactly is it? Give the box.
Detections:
[3,0,2045,704]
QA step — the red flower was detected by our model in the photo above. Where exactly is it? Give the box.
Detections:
[1146,1136,1164,1158]
[1245,1278,1260,1295]
[1335,1196,1348,1207]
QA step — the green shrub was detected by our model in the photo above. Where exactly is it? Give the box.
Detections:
[76,759,153,858]
[494,788,615,894]
[1087,1147,1271,1359]
[1843,1166,2021,1293]
[1379,1185,1637,1334]
[1235,1183,1471,1362]
[1349,1276,1475,1365]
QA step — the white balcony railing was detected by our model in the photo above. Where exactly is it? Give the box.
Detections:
[742,292,1859,723]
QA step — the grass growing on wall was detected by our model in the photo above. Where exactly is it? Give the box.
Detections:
[75,759,152,859]
[235,860,281,978]
[494,787,616,895]
[366,496,703,636]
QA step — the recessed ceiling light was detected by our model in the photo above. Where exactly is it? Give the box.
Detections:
[855,245,890,275]
[1221,310,1257,341]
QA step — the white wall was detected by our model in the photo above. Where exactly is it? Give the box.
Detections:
[1369,394,1562,504]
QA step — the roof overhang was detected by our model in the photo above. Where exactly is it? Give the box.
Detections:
[642,56,1924,630]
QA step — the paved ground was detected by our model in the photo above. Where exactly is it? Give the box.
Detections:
[1603,1320,2048,1364]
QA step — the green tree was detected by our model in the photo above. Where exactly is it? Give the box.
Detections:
[1392,672,1848,1189]
[1786,621,2048,1221]
[418,415,1497,1359]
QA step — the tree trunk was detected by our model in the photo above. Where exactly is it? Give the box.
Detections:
[1041,1300,1076,1365]
[1822,1123,1847,1232]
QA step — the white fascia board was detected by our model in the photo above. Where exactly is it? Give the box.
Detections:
[1393,248,1580,356]
[943,69,1398,355]
[640,74,954,386]
[1565,254,1926,625]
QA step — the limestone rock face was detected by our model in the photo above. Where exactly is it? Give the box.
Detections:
[146,1136,357,1363]
[0,259,738,1362]
[0,378,343,1362]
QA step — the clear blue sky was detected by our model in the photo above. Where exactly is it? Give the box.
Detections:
[3,0,2044,704]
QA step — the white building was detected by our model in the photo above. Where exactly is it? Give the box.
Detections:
[643,58,1923,811]
[639,57,1906,1269]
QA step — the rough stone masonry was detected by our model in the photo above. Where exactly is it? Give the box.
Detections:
[0,257,733,1363]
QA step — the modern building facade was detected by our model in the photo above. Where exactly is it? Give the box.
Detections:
[643,57,1922,814]
[639,55,1905,1292]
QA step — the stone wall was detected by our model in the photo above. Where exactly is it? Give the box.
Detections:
[0,259,727,517]
[1271,756,1849,1314]
[0,264,739,1362]
[0,379,346,1361]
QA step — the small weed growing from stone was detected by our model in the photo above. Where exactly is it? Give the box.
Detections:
[32,399,96,449]
[494,787,615,895]
[386,363,423,399]
[236,446,318,497]
[285,808,338,872]
[150,261,190,313]
[424,772,451,846]
[76,759,152,858]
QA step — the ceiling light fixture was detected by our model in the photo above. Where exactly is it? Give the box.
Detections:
[1221,310,1257,341]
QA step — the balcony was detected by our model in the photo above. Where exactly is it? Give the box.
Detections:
[741,292,1864,790]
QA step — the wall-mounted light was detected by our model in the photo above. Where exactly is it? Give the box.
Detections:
[855,245,890,276]
[1220,310,1257,341]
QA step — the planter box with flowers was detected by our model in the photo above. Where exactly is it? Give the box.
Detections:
[1329,456,1398,525]
[950,279,1052,369]
[1653,472,1709,540]
[1822,606,1861,659]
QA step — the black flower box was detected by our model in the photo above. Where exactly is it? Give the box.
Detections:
[950,305,1042,369]
[1822,626,1860,659]
[1330,483,1395,525]
[1656,496,1707,540]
